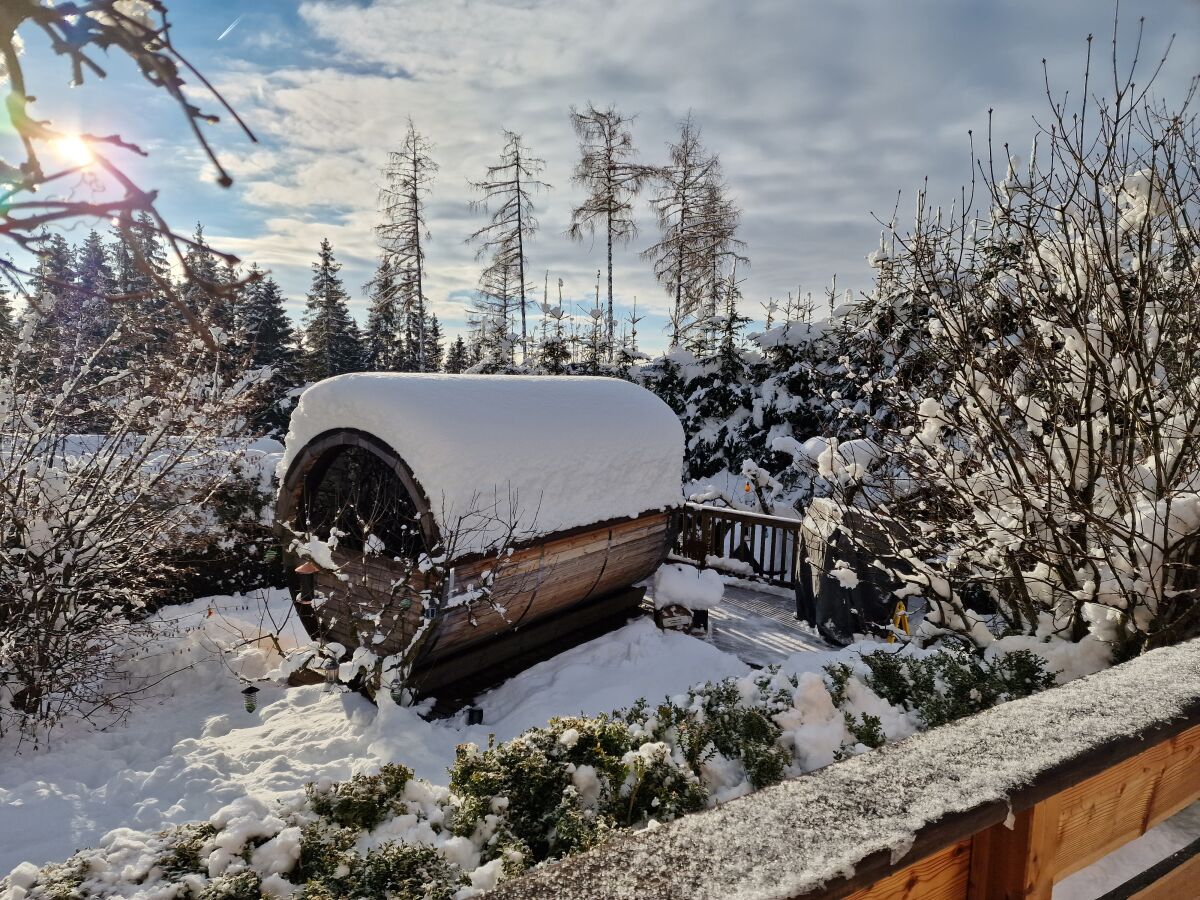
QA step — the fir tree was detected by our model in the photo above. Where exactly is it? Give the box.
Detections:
[183,224,237,343]
[443,335,471,374]
[364,255,405,371]
[302,239,363,381]
[401,296,422,371]
[580,270,605,374]
[473,241,520,365]
[112,212,183,363]
[72,229,118,356]
[537,277,571,375]
[28,234,76,382]
[686,261,754,478]
[240,265,303,435]
[423,314,443,371]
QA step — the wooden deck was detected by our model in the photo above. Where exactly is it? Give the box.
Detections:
[644,579,831,667]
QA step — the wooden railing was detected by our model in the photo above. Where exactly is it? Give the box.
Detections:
[871,723,1200,900]
[674,501,804,589]
[486,638,1200,900]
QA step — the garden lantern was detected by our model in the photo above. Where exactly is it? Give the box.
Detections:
[322,657,339,691]
[241,685,260,713]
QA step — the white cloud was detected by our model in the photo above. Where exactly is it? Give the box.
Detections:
[204,0,1200,349]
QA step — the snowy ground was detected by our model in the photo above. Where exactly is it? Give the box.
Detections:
[0,590,747,876]
[1,586,1195,898]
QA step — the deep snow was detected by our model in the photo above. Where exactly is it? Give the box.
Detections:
[2,586,1193,898]
[0,590,746,876]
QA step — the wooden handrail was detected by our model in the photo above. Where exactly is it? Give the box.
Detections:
[675,502,805,590]
[485,638,1200,900]
[682,501,806,530]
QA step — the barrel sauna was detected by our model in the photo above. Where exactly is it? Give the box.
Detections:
[274,373,684,700]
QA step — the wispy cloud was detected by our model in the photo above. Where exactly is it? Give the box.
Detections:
[200,0,1200,347]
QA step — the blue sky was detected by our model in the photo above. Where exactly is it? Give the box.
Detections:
[11,0,1200,352]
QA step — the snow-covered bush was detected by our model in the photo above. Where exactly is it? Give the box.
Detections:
[296,837,462,900]
[0,303,264,741]
[449,714,704,862]
[843,647,1057,730]
[306,764,415,832]
[826,40,1200,658]
[630,674,793,789]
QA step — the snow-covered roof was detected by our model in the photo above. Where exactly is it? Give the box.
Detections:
[279,374,685,556]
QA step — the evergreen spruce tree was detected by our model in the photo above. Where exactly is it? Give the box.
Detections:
[423,314,443,371]
[640,353,690,438]
[364,255,405,371]
[183,224,237,342]
[0,276,15,357]
[302,239,364,381]
[400,296,422,371]
[110,223,138,298]
[537,278,571,375]
[685,263,754,478]
[73,230,118,357]
[241,264,303,435]
[112,212,182,363]
[443,334,470,374]
[28,234,76,383]
[69,230,122,427]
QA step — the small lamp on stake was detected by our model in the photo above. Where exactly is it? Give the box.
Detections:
[322,657,339,692]
[241,685,260,713]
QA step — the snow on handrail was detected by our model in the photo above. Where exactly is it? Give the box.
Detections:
[485,638,1200,900]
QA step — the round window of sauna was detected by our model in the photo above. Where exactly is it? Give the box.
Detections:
[303,445,425,560]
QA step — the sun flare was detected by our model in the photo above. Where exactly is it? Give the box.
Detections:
[52,134,93,168]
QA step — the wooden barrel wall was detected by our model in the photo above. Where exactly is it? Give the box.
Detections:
[276,428,674,676]
[417,511,672,663]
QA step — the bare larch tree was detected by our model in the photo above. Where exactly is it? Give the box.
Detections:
[468,131,550,361]
[694,171,747,353]
[567,103,653,361]
[472,237,521,365]
[643,115,739,348]
[375,119,438,371]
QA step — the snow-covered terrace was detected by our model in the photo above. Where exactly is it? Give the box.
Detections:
[486,637,1200,900]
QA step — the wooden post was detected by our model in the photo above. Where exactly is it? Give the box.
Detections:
[699,507,713,567]
[967,796,1062,900]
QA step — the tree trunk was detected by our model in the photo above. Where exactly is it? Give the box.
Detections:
[411,152,426,372]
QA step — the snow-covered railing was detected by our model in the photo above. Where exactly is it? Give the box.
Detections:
[485,638,1200,900]
[675,501,804,589]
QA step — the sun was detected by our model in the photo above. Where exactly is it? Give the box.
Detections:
[52,134,93,168]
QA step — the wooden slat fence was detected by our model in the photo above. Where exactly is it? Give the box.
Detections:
[856,722,1200,899]
[675,501,804,589]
